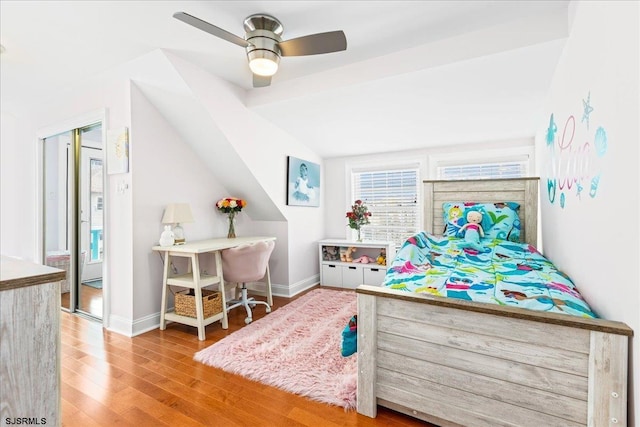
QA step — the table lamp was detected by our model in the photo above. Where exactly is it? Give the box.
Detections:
[161,203,194,244]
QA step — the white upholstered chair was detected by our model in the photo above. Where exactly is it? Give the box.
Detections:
[221,240,275,324]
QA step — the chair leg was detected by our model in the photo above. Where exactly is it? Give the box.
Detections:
[265,265,273,307]
[240,286,253,324]
[226,282,272,325]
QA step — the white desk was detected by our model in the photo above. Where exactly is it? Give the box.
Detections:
[152,236,276,340]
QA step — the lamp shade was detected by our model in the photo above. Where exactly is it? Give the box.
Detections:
[161,203,194,225]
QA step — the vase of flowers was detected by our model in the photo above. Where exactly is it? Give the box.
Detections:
[346,199,371,242]
[216,197,247,238]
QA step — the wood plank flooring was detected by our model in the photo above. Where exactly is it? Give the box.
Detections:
[61,288,433,426]
[61,283,103,318]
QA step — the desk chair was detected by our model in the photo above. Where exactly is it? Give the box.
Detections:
[221,240,275,324]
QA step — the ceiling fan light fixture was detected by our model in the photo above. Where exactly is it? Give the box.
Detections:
[248,50,280,76]
[173,11,347,87]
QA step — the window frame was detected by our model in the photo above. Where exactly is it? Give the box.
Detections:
[428,146,535,180]
[348,159,423,247]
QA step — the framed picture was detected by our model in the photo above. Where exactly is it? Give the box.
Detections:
[106,127,129,175]
[287,156,320,207]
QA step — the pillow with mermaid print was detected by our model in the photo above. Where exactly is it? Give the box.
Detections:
[442,202,521,242]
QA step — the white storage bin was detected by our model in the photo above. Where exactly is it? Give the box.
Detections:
[321,264,343,286]
[363,267,387,285]
[342,265,364,289]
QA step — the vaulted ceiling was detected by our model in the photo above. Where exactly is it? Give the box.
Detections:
[0,1,570,157]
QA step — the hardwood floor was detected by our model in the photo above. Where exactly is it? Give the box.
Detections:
[61,283,103,318]
[61,289,433,427]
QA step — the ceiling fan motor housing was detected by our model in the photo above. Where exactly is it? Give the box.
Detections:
[244,14,283,75]
[245,29,282,60]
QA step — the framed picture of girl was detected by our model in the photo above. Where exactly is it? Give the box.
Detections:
[287,156,320,207]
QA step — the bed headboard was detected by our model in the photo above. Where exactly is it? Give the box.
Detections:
[423,178,540,247]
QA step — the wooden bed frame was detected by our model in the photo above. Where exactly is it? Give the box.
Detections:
[356,178,633,427]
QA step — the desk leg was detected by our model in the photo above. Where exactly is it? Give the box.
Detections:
[215,251,229,329]
[159,251,170,330]
[191,254,206,341]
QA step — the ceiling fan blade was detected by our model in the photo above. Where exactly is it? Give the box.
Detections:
[253,74,272,88]
[279,31,347,56]
[173,12,250,48]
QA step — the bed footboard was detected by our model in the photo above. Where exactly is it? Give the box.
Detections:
[356,285,632,427]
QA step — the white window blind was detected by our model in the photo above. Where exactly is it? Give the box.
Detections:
[437,160,528,180]
[351,167,420,248]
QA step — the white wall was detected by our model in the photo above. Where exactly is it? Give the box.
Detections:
[537,1,639,423]
[5,67,133,329]
[0,112,35,260]
[130,82,231,325]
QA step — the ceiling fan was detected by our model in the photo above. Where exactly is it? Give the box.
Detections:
[173,11,347,88]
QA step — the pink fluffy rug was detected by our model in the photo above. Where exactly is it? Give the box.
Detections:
[194,288,358,409]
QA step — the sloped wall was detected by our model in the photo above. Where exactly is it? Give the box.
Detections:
[163,51,324,291]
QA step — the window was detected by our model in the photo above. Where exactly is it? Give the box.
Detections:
[429,146,533,180]
[437,160,528,180]
[351,166,420,248]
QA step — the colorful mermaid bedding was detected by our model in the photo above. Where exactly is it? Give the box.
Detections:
[383,232,597,318]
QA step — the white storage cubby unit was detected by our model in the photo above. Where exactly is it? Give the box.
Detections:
[318,239,395,289]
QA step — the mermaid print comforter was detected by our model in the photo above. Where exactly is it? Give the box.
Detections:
[383,232,596,318]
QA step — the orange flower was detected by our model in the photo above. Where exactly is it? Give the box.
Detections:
[216,197,246,214]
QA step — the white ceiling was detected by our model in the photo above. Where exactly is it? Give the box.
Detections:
[0,1,570,157]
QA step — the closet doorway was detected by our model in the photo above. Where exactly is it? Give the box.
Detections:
[43,123,104,320]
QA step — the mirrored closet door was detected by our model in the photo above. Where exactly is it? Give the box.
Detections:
[43,123,104,319]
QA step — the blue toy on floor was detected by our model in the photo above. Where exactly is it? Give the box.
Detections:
[341,315,357,357]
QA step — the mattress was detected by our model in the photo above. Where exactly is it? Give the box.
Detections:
[383,232,596,318]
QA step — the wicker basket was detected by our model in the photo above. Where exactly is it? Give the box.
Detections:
[174,289,222,318]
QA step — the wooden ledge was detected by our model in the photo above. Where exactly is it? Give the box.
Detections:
[0,255,66,292]
[356,284,634,337]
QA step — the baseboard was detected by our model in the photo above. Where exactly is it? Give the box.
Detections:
[107,312,161,337]
[132,312,162,336]
[281,274,320,298]
[107,314,134,337]
[240,275,318,299]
